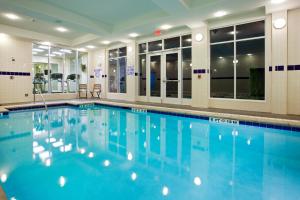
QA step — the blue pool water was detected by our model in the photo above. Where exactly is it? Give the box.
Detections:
[0,105,300,200]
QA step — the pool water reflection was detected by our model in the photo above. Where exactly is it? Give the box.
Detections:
[0,106,300,200]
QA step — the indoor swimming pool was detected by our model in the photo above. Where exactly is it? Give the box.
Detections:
[0,105,300,200]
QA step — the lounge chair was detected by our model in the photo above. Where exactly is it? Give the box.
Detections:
[78,84,88,98]
[90,84,101,98]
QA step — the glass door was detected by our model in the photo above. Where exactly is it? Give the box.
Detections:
[162,51,181,104]
[147,53,162,103]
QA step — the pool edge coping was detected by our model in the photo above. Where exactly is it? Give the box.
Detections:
[0,100,300,131]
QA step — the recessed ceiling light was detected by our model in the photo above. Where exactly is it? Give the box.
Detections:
[214,11,227,17]
[77,48,86,51]
[101,41,110,45]
[160,24,172,30]
[86,45,96,49]
[32,52,38,55]
[60,49,72,53]
[3,13,21,20]
[129,33,139,38]
[270,0,285,4]
[55,27,68,32]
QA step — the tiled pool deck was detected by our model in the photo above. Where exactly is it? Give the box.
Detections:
[0,99,300,131]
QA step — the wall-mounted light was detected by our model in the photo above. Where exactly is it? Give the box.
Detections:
[273,18,286,29]
[195,33,203,42]
[127,46,133,52]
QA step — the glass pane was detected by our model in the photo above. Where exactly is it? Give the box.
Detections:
[32,43,49,94]
[78,52,88,85]
[150,55,161,97]
[181,34,192,47]
[210,43,234,98]
[119,57,127,93]
[109,59,118,93]
[65,50,77,93]
[182,48,192,99]
[139,54,146,96]
[119,47,127,57]
[109,49,118,58]
[139,43,147,54]
[236,39,265,100]
[49,47,64,93]
[164,37,180,49]
[210,26,234,43]
[166,53,178,98]
[236,21,265,40]
[148,40,162,52]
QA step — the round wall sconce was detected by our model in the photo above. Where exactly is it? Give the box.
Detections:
[195,33,204,42]
[273,18,286,29]
[127,46,133,52]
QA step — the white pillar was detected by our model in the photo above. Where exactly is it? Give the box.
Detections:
[271,10,288,114]
[191,25,209,108]
[126,40,137,102]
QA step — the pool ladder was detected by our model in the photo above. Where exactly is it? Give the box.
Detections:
[34,89,48,112]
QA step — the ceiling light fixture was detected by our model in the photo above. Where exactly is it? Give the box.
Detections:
[273,18,286,29]
[101,41,110,45]
[3,13,20,20]
[270,0,285,4]
[60,49,72,53]
[55,27,68,32]
[86,45,96,49]
[214,11,227,17]
[129,33,139,38]
[195,33,203,42]
[40,41,51,46]
[39,45,49,49]
[160,24,172,30]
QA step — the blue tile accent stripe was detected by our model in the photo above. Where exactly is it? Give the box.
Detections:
[288,65,300,71]
[269,66,272,71]
[275,65,284,71]
[193,69,207,74]
[2,103,300,133]
[0,71,30,76]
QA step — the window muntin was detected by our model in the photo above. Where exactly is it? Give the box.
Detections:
[210,20,265,100]
[108,47,127,93]
[164,37,180,49]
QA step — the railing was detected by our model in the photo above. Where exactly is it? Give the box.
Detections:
[34,89,48,112]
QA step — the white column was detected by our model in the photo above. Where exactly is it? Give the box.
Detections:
[271,10,288,114]
[191,25,209,108]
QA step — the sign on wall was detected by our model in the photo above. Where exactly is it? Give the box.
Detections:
[94,68,102,78]
[127,65,134,76]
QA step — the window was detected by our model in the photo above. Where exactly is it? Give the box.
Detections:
[164,37,180,49]
[139,54,146,96]
[210,21,265,100]
[108,47,127,93]
[32,43,86,94]
[148,40,162,52]
[181,34,192,47]
[182,48,192,98]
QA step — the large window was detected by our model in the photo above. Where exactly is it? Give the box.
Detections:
[108,47,127,93]
[32,44,87,94]
[210,20,265,100]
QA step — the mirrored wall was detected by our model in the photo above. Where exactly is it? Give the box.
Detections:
[32,43,88,94]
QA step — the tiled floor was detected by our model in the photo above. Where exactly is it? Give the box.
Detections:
[1,98,300,128]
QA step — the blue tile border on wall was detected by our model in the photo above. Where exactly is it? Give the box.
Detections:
[193,69,207,74]
[0,71,30,76]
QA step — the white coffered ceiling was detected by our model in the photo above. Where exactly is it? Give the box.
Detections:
[0,0,299,48]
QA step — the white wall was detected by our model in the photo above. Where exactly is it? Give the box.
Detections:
[0,35,33,104]
[287,8,300,115]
